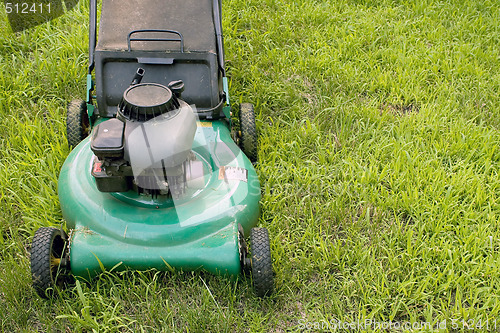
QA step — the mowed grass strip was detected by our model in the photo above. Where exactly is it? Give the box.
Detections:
[1,0,500,331]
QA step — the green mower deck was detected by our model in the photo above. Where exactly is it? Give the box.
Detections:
[58,120,260,280]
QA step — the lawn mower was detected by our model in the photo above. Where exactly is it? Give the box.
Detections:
[30,0,273,298]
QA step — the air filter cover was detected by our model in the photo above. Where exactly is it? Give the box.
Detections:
[118,83,176,121]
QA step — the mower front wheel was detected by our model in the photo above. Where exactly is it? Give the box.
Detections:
[30,227,70,298]
[239,103,258,163]
[249,227,273,297]
[67,99,90,148]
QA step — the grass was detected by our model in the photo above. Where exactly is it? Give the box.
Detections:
[1,0,500,331]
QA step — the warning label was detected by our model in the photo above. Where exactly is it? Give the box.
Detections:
[218,166,248,182]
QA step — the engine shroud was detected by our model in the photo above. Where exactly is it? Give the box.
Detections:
[90,81,200,197]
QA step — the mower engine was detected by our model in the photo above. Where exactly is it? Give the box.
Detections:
[90,68,205,198]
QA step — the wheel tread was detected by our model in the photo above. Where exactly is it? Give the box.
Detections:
[250,228,273,297]
[67,99,89,148]
[239,103,258,163]
[30,227,66,298]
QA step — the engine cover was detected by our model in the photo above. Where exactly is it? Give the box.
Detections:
[90,78,202,197]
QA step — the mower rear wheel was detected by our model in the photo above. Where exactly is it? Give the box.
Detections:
[67,99,90,148]
[239,103,258,163]
[31,227,70,298]
[250,227,273,297]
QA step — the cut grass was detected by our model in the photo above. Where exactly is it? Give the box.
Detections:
[1,0,500,331]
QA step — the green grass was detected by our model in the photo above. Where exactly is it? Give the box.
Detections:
[1,0,500,331]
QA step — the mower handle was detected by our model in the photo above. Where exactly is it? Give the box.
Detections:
[88,0,97,74]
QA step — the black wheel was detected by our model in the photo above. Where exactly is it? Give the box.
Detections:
[30,227,70,298]
[67,99,90,148]
[250,227,273,297]
[239,103,258,163]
